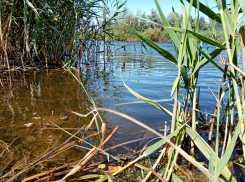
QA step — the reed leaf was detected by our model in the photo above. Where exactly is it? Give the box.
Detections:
[154,0,180,48]
[165,27,226,49]
[172,173,182,182]
[192,47,223,75]
[181,66,189,88]
[171,77,179,96]
[208,156,214,182]
[120,77,173,117]
[26,0,39,16]
[185,125,236,182]
[122,22,177,65]
[186,0,221,23]
[196,46,230,77]
[143,122,186,156]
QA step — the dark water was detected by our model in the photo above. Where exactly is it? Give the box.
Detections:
[0,41,229,174]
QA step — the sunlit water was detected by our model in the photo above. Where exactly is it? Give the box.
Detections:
[0,41,235,176]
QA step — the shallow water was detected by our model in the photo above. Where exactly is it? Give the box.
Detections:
[0,41,230,175]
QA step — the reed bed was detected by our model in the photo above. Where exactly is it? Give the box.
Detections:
[111,0,245,181]
[2,0,245,181]
[0,0,125,68]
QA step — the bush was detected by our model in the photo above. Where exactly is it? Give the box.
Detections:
[142,28,162,42]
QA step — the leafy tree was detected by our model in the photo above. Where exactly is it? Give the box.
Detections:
[139,12,148,32]
[199,16,209,31]
[167,12,182,27]
[148,9,162,29]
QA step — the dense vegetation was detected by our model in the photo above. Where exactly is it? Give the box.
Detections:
[0,0,125,67]
[110,7,225,42]
[118,0,245,181]
[0,0,224,68]
[2,0,245,181]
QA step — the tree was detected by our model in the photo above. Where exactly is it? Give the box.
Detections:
[167,12,182,27]
[139,12,148,32]
[148,9,162,29]
[199,16,209,31]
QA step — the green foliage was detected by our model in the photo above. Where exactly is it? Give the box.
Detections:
[148,9,162,29]
[121,0,245,181]
[111,8,224,43]
[142,28,162,42]
[0,0,125,66]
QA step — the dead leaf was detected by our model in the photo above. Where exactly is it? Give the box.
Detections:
[98,164,106,169]
[104,166,122,173]
[24,123,33,127]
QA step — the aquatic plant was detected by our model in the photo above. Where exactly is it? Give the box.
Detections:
[109,0,245,181]
[0,0,125,68]
[3,0,245,181]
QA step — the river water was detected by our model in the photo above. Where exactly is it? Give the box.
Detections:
[0,41,229,175]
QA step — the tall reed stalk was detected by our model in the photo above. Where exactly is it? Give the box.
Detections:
[0,0,125,67]
[116,0,245,181]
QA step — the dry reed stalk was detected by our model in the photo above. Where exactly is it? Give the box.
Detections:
[22,160,81,182]
[0,137,18,157]
[24,158,115,182]
[42,128,83,130]
[142,147,166,182]
[34,169,72,182]
[95,108,219,182]
[23,124,112,182]
[105,136,153,152]
[230,62,245,77]
[134,163,166,182]
[6,126,85,182]
[240,26,245,158]
[101,123,106,144]
[76,136,154,154]
[43,142,77,162]
[82,113,98,139]
[59,126,119,179]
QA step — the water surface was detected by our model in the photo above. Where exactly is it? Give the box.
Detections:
[0,41,227,174]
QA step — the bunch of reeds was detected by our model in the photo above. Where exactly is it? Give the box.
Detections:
[4,0,245,181]
[107,0,245,181]
[0,0,125,68]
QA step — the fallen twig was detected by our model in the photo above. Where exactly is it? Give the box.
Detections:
[60,126,119,180]
[134,163,166,182]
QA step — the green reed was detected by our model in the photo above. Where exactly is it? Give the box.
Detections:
[114,0,245,181]
[0,0,125,67]
[51,0,245,181]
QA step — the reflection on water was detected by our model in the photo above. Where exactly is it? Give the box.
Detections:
[0,69,125,172]
[0,41,226,173]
